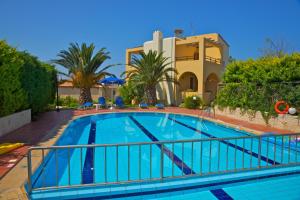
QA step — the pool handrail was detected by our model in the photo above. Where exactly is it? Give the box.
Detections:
[27,132,300,194]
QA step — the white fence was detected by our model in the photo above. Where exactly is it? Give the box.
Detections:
[0,109,31,137]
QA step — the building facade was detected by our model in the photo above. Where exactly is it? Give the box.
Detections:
[125,31,229,105]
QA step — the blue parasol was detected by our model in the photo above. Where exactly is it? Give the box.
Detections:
[99,77,125,85]
[99,77,125,108]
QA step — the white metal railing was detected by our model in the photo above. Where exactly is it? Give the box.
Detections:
[27,133,300,194]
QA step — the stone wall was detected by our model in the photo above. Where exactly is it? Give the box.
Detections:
[0,109,31,137]
[215,107,300,132]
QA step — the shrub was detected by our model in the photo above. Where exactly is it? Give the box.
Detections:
[0,42,28,116]
[20,52,56,115]
[0,40,57,117]
[119,80,144,105]
[217,53,300,123]
[183,96,202,109]
[60,96,79,108]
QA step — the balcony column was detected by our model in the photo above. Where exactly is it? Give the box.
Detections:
[198,38,205,99]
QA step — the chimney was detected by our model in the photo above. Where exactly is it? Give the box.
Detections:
[174,29,184,38]
[153,30,163,53]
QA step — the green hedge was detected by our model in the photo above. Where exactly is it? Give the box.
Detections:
[216,53,300,123]
[0,40,56,117]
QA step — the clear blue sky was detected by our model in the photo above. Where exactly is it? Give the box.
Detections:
[1,0,300,76]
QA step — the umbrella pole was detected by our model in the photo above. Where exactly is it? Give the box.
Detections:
[110,85,114,109]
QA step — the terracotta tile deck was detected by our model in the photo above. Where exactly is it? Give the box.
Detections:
[0,145,29,178]
[0,110,74,180]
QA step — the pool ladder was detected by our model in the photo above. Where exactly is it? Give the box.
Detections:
[198,118,208,131]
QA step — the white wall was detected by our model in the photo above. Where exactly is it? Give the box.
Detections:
[143,41,153,53]
[0,109,31,137]
[161,37,176,105]
[215,107,300,132]
[58,87,119,101]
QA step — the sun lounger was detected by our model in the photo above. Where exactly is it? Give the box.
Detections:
[139,103,148,109]
[98,97,107,108]
[155,103,164,109]
[115,96,124,108]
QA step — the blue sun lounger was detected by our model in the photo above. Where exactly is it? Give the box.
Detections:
[98,97,107,108]
[79,102,93,110]
[115,96,124,108]
[155,103,164,109]
[139,103,148,109]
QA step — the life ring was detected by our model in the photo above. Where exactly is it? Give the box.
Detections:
[274,101,289,114]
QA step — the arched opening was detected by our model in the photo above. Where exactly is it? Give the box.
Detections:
[205,73,219,102]
[178,72,198,92]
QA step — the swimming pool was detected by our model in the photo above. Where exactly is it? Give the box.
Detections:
[27,112,300,199]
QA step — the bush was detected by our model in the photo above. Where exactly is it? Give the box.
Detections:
[0,43,28,116]
[59,96,79,108]
[183,96,202,109]
[217,53,300,123]
[119,81,144,105]
[0,40,57,117]
[20,52,56,115]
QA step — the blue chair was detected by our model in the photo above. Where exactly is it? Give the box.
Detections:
[155,103,164,109]
[98,97,106,108]
[115,96,124,108]
[139,103,148,109]
[83,102,93,109]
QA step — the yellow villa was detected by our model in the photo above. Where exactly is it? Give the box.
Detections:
[125,30,229,105]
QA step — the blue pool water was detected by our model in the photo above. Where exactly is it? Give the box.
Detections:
[110,171,300,200]
[30,112,300,199]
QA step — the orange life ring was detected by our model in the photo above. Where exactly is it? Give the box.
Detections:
[274,101,289,114]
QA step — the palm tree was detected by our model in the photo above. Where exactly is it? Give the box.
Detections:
[53,43,114,104]
[124,50,178,104]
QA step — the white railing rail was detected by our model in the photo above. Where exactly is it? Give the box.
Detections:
[27,133,300,194]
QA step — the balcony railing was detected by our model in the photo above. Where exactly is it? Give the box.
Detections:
[175,56,222,65]
[205,56,222,64]
[175,56,196,61]
[27,133,300,194]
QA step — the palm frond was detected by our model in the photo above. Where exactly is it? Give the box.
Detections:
[52,42,114,88]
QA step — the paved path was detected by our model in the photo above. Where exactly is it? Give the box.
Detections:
[0,110,73,180]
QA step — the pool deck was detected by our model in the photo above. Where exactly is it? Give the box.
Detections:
[0,107,296,199]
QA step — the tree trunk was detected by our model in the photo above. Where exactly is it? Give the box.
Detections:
[79,87,93,104]
[146,86,157,105]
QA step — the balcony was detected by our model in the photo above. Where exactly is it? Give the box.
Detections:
[175,56,198,61]
[175,55,222,65]
[205,56,222,64]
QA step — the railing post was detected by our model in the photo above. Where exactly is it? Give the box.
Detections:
[104,146,107,183]
[27,149,32,194]
[150,144,152,179]
[274,136,277,165]
[288,135,291,163]
[258,136,262,168]
[296,135,298,163]
[68,148,71,185]
[128,145,130,181]
[160,144,164,179]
